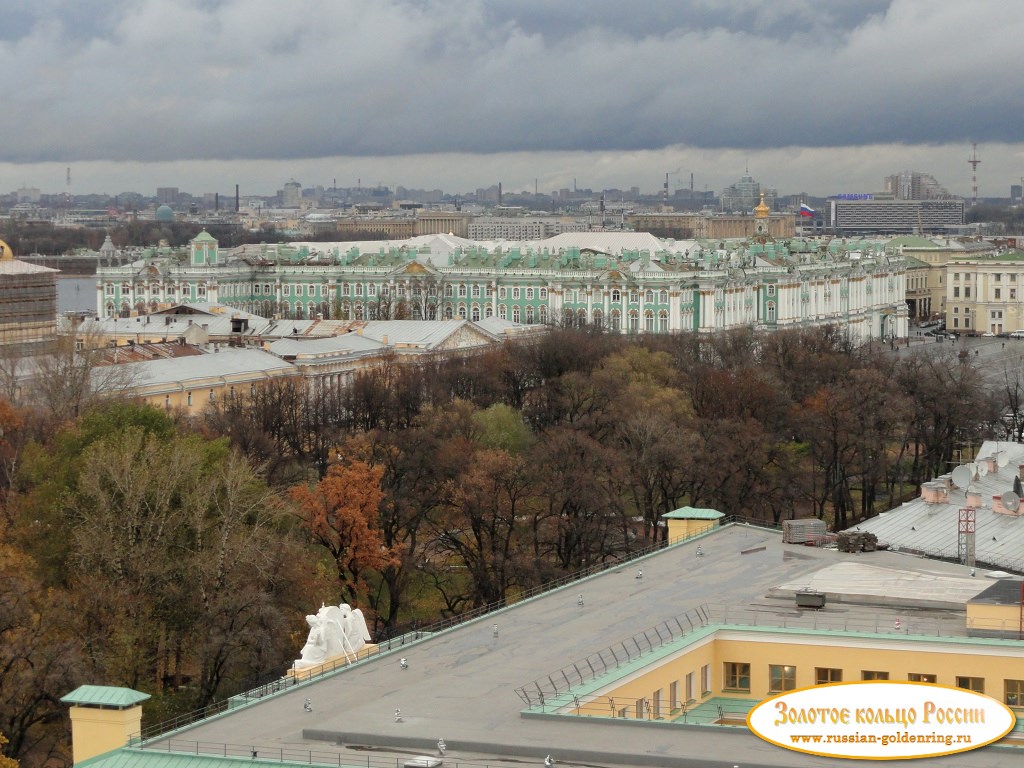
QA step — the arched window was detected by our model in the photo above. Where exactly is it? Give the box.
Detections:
[445,284,454,297]
[485,306,494,318]
[458,305,467,319]
[592,309,603,327]
[659,290,668,303]
[498,304,507,319]
[472,306,480,321]
[767,301,776,322]
[444,306,454,319]
[539,305,548,323]
[644,310,654,331]
[576,308,586,325]
[525,305,534,324]
[629,310,639,332]
[458,284,467,297]
[512,306,521,323]
[526,287,534,300]
[659,310,669,332]
[645,290,654,303]
[471,285,480,298]
[611,289,621,302]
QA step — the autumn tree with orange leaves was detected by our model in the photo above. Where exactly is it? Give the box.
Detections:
[290,460,398,607]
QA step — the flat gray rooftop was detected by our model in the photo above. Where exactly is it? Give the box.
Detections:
[147,524,1022,768]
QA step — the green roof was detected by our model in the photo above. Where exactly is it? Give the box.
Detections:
[662,506,724,520]
[61,686,151,708]
[78,748,307,768]
[191,230,217,243]
[886,235,937,248]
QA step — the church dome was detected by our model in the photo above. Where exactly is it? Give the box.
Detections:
[754,193,770,218]
[155,205,175,222]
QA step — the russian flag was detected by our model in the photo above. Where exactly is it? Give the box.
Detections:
[800,204,816,217]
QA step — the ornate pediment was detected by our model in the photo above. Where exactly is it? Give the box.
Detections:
[390,260,440,278]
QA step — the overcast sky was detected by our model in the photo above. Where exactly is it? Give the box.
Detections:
[3,0,1023,198]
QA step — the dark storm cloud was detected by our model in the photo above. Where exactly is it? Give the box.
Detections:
[1,0,1022,164]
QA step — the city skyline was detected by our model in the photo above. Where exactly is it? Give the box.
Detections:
[3,1,1024,198]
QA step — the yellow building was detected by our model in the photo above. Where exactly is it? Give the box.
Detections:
[946,251,1024,335]
[663,506,724,543]
[628,212,795,240]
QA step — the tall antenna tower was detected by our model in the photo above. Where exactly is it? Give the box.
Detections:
[65,167,72,208]
[968,143,981,206]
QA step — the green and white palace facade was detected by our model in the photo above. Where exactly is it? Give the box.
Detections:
[94,231,908,342]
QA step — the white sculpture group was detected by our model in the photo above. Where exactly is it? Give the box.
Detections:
[294,602,372,669]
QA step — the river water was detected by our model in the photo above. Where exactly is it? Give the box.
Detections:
[58,276,97,314]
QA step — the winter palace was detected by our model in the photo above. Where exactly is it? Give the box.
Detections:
[94,206,908,343]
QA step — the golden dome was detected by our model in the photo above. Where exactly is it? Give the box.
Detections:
[0,240,12,260]
[754,193,770,218]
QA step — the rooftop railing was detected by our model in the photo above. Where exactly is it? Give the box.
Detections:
[138,518,775,741]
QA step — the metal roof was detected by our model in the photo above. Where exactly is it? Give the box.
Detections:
[662,506,724,520]
[851,440,1024,572]
[61,686,150,708]
[268,335,382,358]
[95,348,296,390]
[0,258,58,274]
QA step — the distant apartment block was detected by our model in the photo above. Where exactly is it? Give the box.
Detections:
[829,199,964,234]
[467,217,587,240]
[156,187,179,205]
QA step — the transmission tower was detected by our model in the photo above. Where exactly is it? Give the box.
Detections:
[968,143,981,207]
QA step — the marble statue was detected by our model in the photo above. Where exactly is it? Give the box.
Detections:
[294,602,372,669]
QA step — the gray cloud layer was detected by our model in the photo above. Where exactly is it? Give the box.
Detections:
[3,0,1022,166]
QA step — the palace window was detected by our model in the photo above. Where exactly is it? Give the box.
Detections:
[512,287,520,300]
[769,665,796,693]
[526,287,534,300]
[724,662,750,692]
[611,289,621,302]
[458,284,467,297]
[512,306,520,323]
[525,306,534,324]
[355,284,363,296]
[816,668,842,685]
[539,287,547,300]
[1006,679,1024,707]
[446,285,454,298]
[629,291,638,303]
[659,311,668,332]
[644,310,654,331]
[368,284,376,296]
[660,290,668,303]
[283,285,290,296]
[956,677,984,694]
[862,671,889,681]
[472,285,480,298]
[645,290,654,303]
